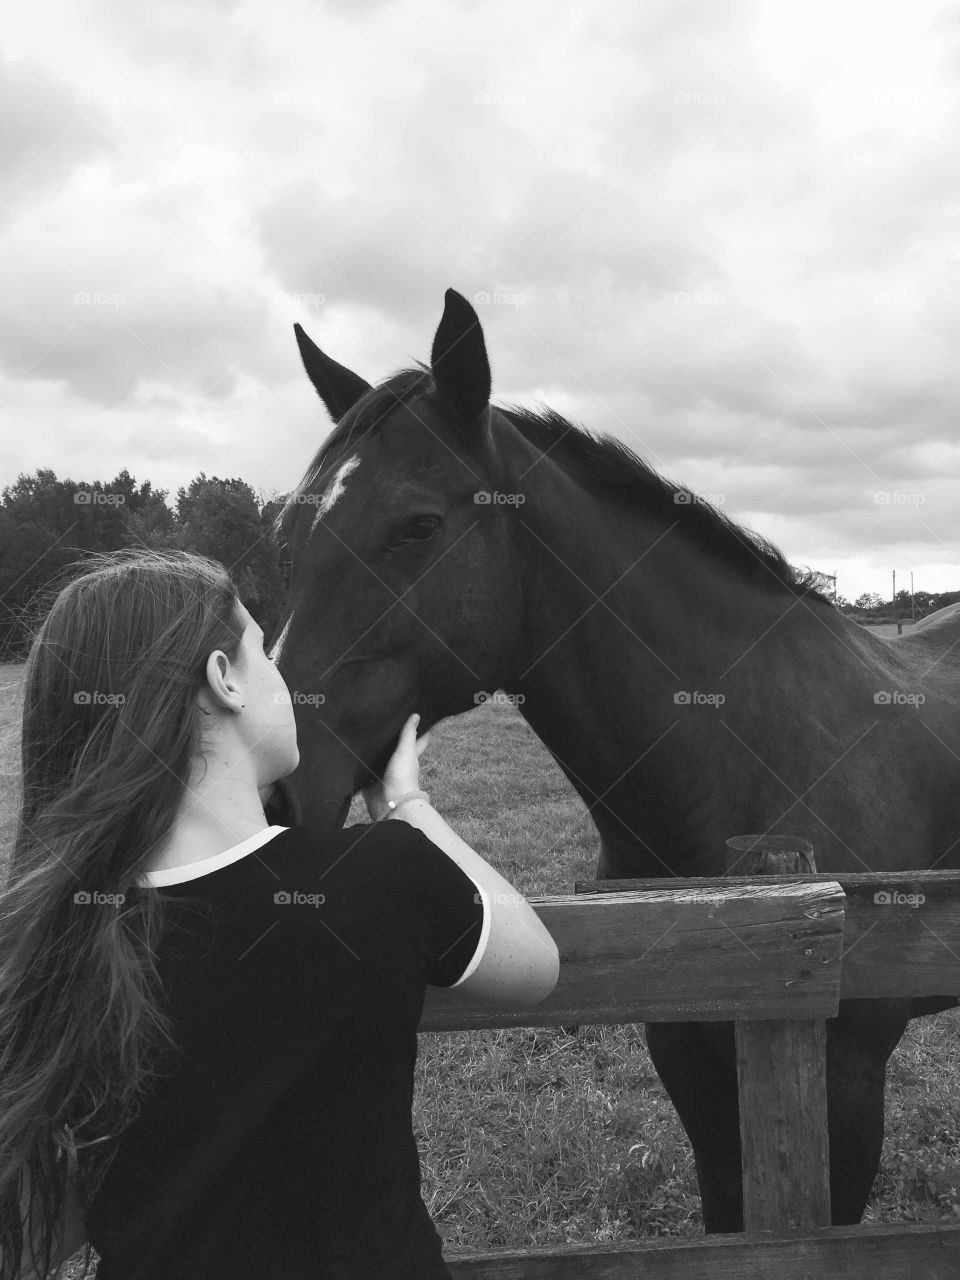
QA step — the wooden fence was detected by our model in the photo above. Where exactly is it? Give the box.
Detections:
[417,870,960,1279]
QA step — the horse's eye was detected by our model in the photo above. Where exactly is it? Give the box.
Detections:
[399,516,440,542]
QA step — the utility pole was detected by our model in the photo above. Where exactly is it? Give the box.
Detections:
[911,571,915,623]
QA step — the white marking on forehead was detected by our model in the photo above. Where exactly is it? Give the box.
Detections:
[310,453,361,537]
[268,614,292,664]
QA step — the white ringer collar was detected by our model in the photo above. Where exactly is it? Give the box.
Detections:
[139,825,289,887]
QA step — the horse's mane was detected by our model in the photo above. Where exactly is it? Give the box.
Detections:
[500,404,833,604]
[276,370,833,606]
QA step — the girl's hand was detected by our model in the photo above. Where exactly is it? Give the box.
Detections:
[363,713,431,821]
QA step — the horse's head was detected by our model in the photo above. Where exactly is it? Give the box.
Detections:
[267,289,526,830]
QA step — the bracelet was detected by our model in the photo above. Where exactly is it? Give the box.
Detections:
[382,789,430,818]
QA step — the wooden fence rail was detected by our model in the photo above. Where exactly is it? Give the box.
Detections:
[416,871,960,1279]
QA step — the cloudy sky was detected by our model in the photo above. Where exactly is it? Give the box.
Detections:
[2,0,959,600]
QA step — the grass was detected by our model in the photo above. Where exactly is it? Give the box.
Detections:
[1,661,959,1275]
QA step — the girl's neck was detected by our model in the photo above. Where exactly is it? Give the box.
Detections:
[145,772,271,871]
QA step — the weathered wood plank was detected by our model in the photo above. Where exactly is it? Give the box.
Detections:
[446,1221,960,1278]
[736,1018,830,1231]
[576,872,960,1002]
[420,881,844,1031]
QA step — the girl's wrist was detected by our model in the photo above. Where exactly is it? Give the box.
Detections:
[378,789,430,821]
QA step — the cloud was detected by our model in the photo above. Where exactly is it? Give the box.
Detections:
[1,0,958,597]
[0,50,112,224]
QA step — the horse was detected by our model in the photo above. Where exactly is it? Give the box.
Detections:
[265,288,960,1232]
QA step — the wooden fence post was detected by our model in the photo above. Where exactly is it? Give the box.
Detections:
[736,1017,831,1231]
[726,834,830,1229]
[725,833,817,876]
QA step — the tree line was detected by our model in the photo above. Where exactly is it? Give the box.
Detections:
[844,588,960,623]
[0,468,291,660]
[2,467,957,660]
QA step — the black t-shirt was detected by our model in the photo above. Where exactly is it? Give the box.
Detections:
[85,820,489,1279]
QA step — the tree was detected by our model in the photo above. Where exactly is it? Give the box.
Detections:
[853,592,883,610]
[175,475,286,637]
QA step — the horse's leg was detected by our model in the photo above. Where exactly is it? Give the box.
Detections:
[644,1021,743,1232]
[647,1004,911,1232]
[824,999,911,1224]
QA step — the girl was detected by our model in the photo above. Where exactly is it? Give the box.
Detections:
[1,548,559,1279]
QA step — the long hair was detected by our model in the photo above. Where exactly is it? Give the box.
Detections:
[0,548,244,1278]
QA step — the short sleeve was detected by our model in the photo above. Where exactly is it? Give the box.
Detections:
[393,824,490,988]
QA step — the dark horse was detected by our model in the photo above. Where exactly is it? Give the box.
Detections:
[267,288,960,1232]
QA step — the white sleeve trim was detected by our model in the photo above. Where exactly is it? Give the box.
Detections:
[448,874,491,988]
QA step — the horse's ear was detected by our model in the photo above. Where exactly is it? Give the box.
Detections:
[430,289,491,424]
[294,323,372,423]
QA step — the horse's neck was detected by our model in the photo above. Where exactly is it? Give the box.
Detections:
[504,456,900,865]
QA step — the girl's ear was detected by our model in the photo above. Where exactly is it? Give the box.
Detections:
[204,651,243,713]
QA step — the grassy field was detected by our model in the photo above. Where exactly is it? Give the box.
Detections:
[2,660,959,1276]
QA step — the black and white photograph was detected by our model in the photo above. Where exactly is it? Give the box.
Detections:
[2,1,960,1277]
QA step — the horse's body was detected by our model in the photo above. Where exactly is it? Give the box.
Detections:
[268,290,960,1231]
